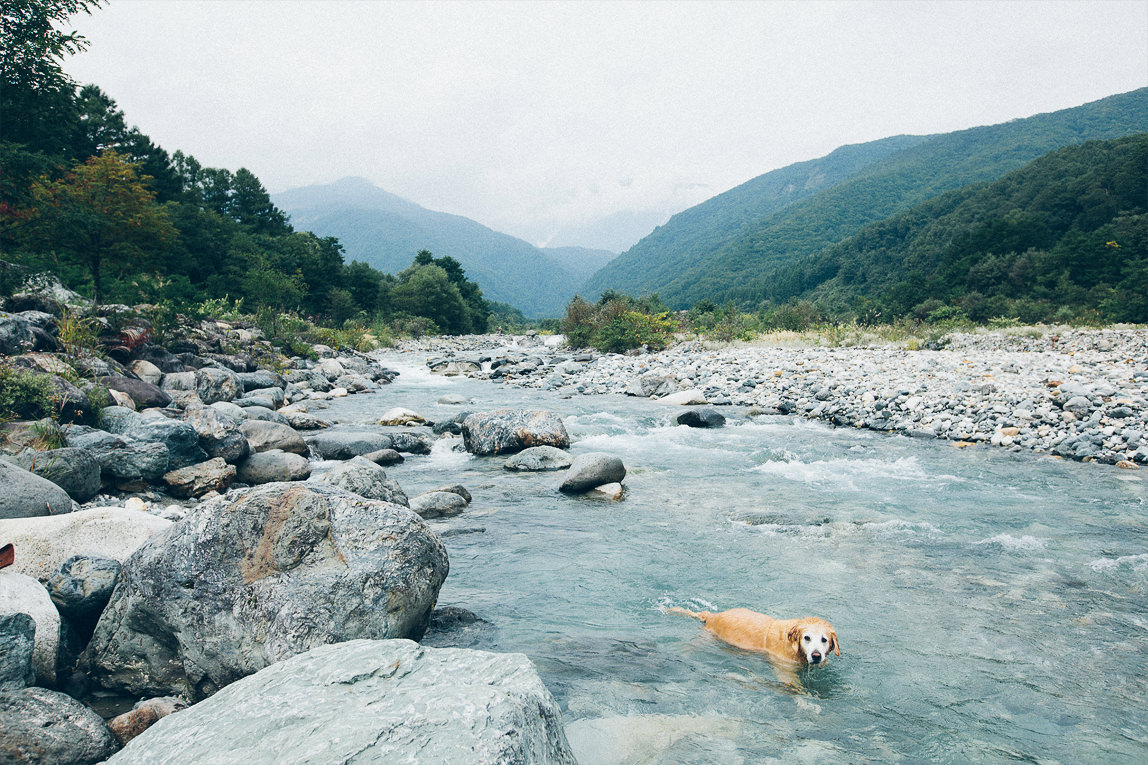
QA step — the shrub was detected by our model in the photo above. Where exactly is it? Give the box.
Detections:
[0,366,56,421]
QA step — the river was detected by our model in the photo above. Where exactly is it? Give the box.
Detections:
[316,350,1148,763]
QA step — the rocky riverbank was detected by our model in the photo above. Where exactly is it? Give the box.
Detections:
[394,327,1148,468]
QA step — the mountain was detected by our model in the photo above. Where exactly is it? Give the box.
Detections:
[583,87,1148,308]
[791,133,1148,322]
[273,178,614,317]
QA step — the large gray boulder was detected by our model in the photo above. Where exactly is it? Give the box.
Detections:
[98,376,171,409]
[0,686,120,764]
[462,409,570,456]
[312,456,408,506]
[676,406,727,428]
[0,460,75,519]
[236,370,285,392]
[0,311,36,355]
[0,612,35,689]
[194,367,242,404]
[4,447,101,503]
[241,419,307,455]
[46,555,121,639]
[409,491,469,519]
[559,452,627,494]
[504,445,574,472]
[106,416,209,472]
[162,457,236,498]
[63,426,169,483]
[304,428,394,460]
[107,639,576,765]
[82,483,449,701]
[235,450,311,484]
[182,404,249,464]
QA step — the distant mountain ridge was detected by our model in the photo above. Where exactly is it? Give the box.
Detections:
[584,87,1148,308]
[273,178,615,317]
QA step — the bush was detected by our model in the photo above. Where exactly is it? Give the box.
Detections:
[0,366,57,421]
[561,293,677,353]
[592,311,677,353]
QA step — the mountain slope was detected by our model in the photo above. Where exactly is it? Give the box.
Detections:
[792,133,1148,322]
[274,178,614,317]
[586,87,1148,308]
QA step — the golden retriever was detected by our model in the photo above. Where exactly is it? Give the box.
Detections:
[668,606,840,669]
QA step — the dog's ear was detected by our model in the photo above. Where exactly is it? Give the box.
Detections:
[829,627,841,657]
[786,624,804,645]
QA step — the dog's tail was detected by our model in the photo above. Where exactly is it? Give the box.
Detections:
[664,606,708,622]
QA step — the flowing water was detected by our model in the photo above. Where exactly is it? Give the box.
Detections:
[319,351,1148,763]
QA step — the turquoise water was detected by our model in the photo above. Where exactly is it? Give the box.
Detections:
[323,354,1148,763]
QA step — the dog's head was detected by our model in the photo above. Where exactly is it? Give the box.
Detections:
[786,619,840,666]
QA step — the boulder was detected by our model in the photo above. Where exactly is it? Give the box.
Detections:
[99,376,172,409]
[658,389,708,406]
[0,571,60,686]
[82,483,449,701]
[304,428,394,460]
[676,406,727,428]
[624,374,675,398]
[194,367,242,404]
[44,374,93,423]
[379,407,426,426]
[235,450,311,484]
[209,400,248,420]
[429,359,482,376]
[240,386,284,409]
[0,460,75,519]
[362,448,404,466]
[0,686,120,764]
[162,457,236,498]
[107,696,187,747]
[241,419,307,455]
[46,555,121,639]
[589,482,625,501]
[462,409,570,456]
[559,453,627,494]
[504,446,573,472]
[182,404,249,464]
[312,456,408,506]
[236,405,289,425]
[63,426,169,483]
[427,484,472,503]
[389,430,434,454]
[409,491,469,519]
[128,360,163,386]
[105,639,575,765]
[0,312,36,355]
[0,508,172,583]
[315,357,345,380]
[281,410,328,431]
[115,417,209,472]
[5,446,101,503]
[235,370,285,392]
[0,611,35,689]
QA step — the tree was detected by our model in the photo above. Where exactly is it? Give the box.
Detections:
[1,0,104,153]
[16,150,175,303]
[391,264,470,334]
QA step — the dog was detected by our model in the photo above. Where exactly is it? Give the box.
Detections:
[668,606,840,670]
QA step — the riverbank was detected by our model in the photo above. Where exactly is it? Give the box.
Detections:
[390,326,1148,467]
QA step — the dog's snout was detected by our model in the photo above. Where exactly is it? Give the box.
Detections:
[810,651,822,663]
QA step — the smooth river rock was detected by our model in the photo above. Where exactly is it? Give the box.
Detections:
[462,409,570,456]
[82,482,449,701]
[504,445,573,471]
[0,686,120,764]
[0,460,75,519]
[107,639,576,765]
[559,452,627,494]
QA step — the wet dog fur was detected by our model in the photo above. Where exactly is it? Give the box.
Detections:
[668,606,840,671]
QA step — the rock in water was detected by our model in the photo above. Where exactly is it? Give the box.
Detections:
[106,639,576,765]
[559,453,627,494]
[0,686,120,764]
[504,446,573,472]
[675,406,727,428]
[81,483,448,701]
[462,409,570,456]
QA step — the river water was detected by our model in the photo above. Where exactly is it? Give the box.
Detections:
[318,350,1148,763]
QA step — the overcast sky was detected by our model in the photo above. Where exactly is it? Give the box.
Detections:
[64,0,1148,251]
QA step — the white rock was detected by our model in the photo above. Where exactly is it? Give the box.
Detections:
[658,389,708,406]
[0,570,60,685]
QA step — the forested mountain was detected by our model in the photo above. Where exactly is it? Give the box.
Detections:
[788,133,1148,323]
[585,88,1148,309]
[274,178,615,317]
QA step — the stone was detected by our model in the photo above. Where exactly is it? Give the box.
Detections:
[409,491,469,519]
[504,446,573,472]
[82,483,448,701]
[46,555,121,639]
[461,409,570,456]
[379,407,427,426]
[362,448,404,466]
[241,419,308,455]
[0,570,60,686]
[194,366,242,404]
[159,370,196,392]
[107,697,187,747]
[239,387,285,409]
[0,611,36,690]
[559,453,627,494]
[304,428,394,460]
[0,311,36,355]
[0,686,120,764]
[427,484,472,503]
[675,406,727,428]
[389,431,435,454]
[104,640,575,765]
[162,457,236,498]
[312,456,408,506]
[0,508,172,583]
[128,360,163,386]
[429,359,482,376]
[182,404,250,464]
[44,374,94,424]
[99,376,172,409]
[107,389,136,410]
[589,482,625,500]
[4,446,101,503]
[236,405,289,425]
[235,370,285,392]
[63,426,169,483]
[281,410,329,431]
[115,417,209,472]
[235,450,312,484]
[210,400,248,420]
[0,459,75,519]
[659,389,708,406]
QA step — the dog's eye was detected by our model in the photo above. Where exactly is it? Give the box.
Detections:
[821,637,828,643]
[803,636,810,641]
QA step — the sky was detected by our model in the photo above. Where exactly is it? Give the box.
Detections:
[63,0,1148,252]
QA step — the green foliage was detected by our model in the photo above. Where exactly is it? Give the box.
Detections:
[562,292,677,353]
[0,365,56,420]
[53,302,101,358]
